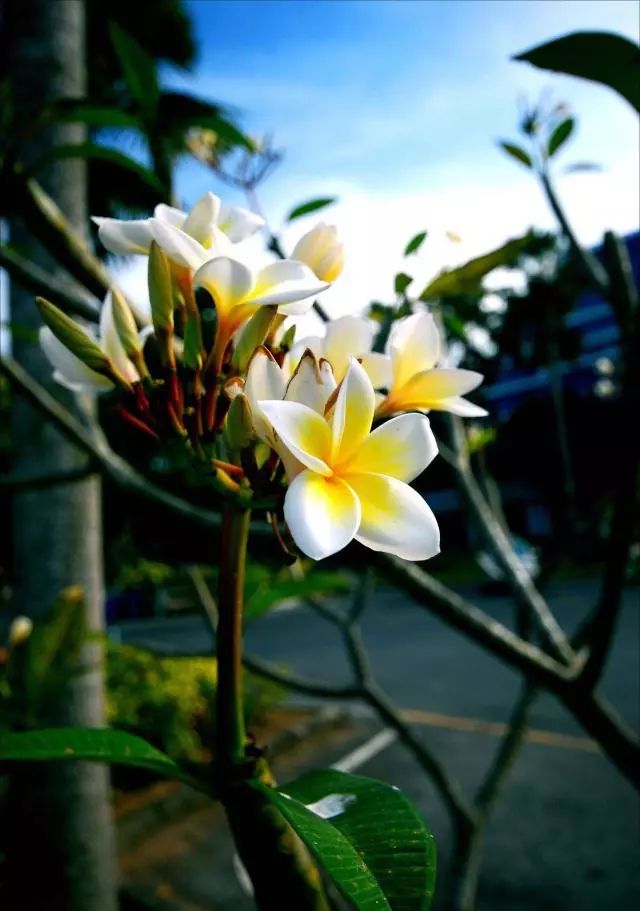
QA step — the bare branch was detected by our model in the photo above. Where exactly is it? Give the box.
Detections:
[243,655,360,700]
[12,173,148,326]
[539,171,609,293]
[0,356,228,531]
[0,465,95,491]
[376,553,571,686]
[448,415,575,665]
[0,245,100,321]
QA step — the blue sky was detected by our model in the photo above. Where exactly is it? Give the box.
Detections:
[123,0,640,324]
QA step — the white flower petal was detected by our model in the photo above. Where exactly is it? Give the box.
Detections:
[245,348,287,441]
[284,470,361,560]
[150,219,209,271]
[330,358,375,463]
[359,352,392,389]
[439,396,488,417]
[153,204,187,229]
[344,413,437,482]
[218,202,265,242]
[249,260,329,308]
[259,400,333,476]
[323,315,375,380]
[285,350,336,414]
[193,256,254,316]
[395,368,484,408]
[39,327,112,393]
[92,217,153,256]
[182,192,222,246]
[388,311,441,389]
[347,472,440,561]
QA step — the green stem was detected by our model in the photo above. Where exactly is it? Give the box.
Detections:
[214,506,331,910]
[216,505,250,769]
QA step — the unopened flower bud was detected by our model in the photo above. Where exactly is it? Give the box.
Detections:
[232,305,278,373]
[148,241,175,365]
[37,297,131,390]
[183,312,203,370]
[224,392,255,451]
[8,615,33,647]
[111,288,149,379]
[37,297,110,373]
[292,223,344,282]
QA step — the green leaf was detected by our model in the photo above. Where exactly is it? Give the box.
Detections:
[287,197,336,222]
[109,21,160,120]
[255,768,436,910]
[419,234,534,300]
[547,118,575,158]
[395,272,413,295]
[48,100,142,130]
[514,31,640,112]
[245,570,351,621]
[404,231,428,256]
[498,141,533,168]
[30,143,164,193]
[0,727,212,793]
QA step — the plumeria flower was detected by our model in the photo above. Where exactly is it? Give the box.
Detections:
[286,315,391,388]
[259,358,440,561]
[291,223,344,282]
[244,347,336,476]
[376,311,487,418]
[192,256,331,365]
[39,292,139,394]
[93,191,264,257]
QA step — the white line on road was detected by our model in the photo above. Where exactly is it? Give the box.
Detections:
[331,727,398,773]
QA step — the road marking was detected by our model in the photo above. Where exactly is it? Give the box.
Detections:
[332,728,398,772]
[399,707,600,753]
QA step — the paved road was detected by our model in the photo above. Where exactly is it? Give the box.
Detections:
[114,578,640,910]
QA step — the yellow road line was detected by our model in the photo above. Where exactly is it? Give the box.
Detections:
[399,707,601,753]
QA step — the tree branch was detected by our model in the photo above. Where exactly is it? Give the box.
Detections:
[447,415,575,665]
[376,553,572,687]
[0,244,100,321]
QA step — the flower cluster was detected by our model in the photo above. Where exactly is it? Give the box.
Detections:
[39,191,486,562]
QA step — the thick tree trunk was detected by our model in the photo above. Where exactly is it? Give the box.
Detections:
[2,1,118,909]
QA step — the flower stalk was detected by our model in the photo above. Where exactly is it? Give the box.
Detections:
[215,504,251,771]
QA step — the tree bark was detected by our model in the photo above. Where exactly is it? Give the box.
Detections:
[2,1,118,909]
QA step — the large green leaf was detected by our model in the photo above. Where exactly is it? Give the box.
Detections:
[514,31,640,112]
[287,197,337,222]
[109,21,160,121]
[30,143,164,193]
[419,234,534,300]
[255,768,436,911]
[0,727,213,793]
[47,100,142,130]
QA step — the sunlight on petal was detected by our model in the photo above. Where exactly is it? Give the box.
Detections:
[346,472,440,561]
[193,257,254,316]
[93,217,153,256]
[389,311,441,389]
[330,358,375,463]
[259,400,333,475]
[182,192,221,246]
[342,413,437,482]
[284,470,361,560]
